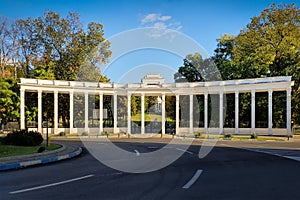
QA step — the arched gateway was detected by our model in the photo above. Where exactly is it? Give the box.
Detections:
[19,74,294,136]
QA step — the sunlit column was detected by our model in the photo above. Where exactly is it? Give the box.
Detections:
[38,90,42,133]
[127,93,131,134]
[114,93,118,133]
[85,92,89,132]
[251,90,256,134]
[204,92,208,134]
[20,89,25,129]
[287,88,292,137]
[219,92,224,135]
[268,89,273,135]
[161,94,166,134]
[54,91,58,134]
[99,92,103,134]
[69,91,74,134]
[176,94,180,135]
[189,94,193,134]
[235,91,239,134]
[141,93,145,134]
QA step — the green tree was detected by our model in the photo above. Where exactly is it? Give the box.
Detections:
[0,78,19,125]
[15,11,111,81]
[232,3,300,124]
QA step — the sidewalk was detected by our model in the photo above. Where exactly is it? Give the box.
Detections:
[0,143,82,171]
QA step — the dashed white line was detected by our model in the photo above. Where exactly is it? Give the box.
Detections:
[176,148,193,155]
[10,174,94,194]
[134,149,140,156]
[182,169,203,189]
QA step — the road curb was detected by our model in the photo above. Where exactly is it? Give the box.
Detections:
[0,147,82,171]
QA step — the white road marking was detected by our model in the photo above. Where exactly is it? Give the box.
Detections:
[134,149,140,156]
[182,169,203,189]
[176,148,193,155]
[283,156,300,162]
[10,174,94,194]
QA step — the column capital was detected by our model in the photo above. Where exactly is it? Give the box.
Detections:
[69,90,74,95]
[235,90,239,96]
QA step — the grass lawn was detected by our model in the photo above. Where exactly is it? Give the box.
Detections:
[131,113,175,122]
[0,143,61,158]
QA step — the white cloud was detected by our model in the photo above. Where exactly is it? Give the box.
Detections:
[141,13,172,24]
[141,13,160,24]
[159,15,171,21]
[153,22,167,29]
[140,13,182,39]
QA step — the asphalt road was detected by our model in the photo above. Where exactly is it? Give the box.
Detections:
[1,138,300,200]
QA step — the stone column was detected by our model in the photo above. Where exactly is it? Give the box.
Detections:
[99,93,103,134]
[69,91,74,134]
[127,93,131,134]
[251,90,256,134]
[204,92,208,134]
[85,92,89,132]
[38,90,42,133]
[161,94,166,134]
[235,91,239,134]
[219,92,224,135]
[54,91,58,134]
[141,93,145,134]
[189,94,193,134]
[176,94,180,135]
[113,93,118,133]
[20,89,25,129]
[287,88,292,136]
[268,89,273,135]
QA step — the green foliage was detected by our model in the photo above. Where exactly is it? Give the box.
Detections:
[15,11,111,81]
[223,133,232,139]
[0,78,19,123]
[210,3,300,125]
[32,62,55,80]
[2,130,43,146]
[174,53,222,82]
[250,133,258,139]
[59,131,66,136]
[81,131,88,136]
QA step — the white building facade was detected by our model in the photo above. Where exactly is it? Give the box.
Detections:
[19,74,294,136]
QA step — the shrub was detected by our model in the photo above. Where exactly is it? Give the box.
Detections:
[2,130,43,146]
[194,132,202,138]
[224,133,232,139]
[81,132,88,136]
[59,131,66,136]
[250,133,258,139]
[38,146,46,153]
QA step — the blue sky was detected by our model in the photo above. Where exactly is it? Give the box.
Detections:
[0,0,298,83]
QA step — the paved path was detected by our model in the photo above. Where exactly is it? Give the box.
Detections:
[1,138,300,199]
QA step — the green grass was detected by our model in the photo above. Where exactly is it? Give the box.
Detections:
[0,143,61,158]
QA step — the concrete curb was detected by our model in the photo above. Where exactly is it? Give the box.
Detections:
[0,147,82,171]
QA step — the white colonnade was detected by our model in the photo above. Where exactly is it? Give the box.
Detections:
[19,74,294,136]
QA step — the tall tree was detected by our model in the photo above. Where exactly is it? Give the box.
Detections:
[232,3,300,124]
[14,11,111,81]
[174,53,221,82]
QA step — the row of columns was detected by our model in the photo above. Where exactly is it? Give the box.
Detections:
[20,89,292,136]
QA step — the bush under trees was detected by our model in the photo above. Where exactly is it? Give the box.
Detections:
[1,130,43,146]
